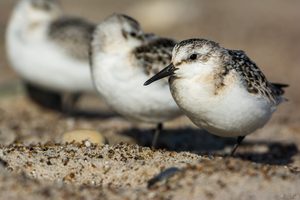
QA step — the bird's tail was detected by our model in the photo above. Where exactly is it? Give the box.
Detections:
[271,82,289,103]
[271,82,289,95]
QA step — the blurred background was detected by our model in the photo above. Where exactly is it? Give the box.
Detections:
[0,0,299,147]
[0,2,299,197]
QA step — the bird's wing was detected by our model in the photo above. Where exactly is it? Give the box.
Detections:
[133,37,176,77]
[228,50,287,104]
[48,17,96,61]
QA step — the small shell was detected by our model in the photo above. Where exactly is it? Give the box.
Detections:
[62,130,106,145]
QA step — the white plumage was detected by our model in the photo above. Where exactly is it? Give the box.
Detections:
[91,14,181,124]
[6,0,94,93]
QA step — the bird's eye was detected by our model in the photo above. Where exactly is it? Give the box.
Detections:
[43,3,51,11]
[189,54,198,60]
[32,2,39,8]
[32,2,51,11]
[130,32,137,37]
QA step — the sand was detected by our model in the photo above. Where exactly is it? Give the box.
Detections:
[0,96,299,199]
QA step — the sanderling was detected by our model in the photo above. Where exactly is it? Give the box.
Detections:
[90,14,182,147]
[6,0,95,112]
[145,38,288,155]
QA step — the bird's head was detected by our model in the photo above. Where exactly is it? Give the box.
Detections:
[93,14,145,53]
[15,0,62,23]
[144,39,230,85]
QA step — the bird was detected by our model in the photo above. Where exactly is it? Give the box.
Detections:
[90,14,182,147]
[6,0,96,113]
[145,38,288,155]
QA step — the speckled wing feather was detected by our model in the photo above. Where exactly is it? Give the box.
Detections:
[48,17,95,61]
[227,50,287,104]
[134,38,176,77]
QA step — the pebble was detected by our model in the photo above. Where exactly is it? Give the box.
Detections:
[62,130,106,145]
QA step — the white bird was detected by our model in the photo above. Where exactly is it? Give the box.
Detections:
[6,0,96,112]
[145,38,288,155]
[90,14,182,147]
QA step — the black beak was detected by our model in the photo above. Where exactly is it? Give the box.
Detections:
[144,63,176,86]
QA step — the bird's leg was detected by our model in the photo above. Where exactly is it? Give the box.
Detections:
[62,93,81,115]
[152,123,163,148]
[230,136,246,156]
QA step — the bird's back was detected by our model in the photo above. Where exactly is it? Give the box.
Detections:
[48,17,96,62]
[133,38,176,78]
[227,50,288,105]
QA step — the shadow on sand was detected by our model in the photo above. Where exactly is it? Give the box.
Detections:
[233,142,298,165]
[65,109,117,119]
[121,127,298,165]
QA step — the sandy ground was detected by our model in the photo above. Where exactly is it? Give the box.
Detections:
[0,0,300,199]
